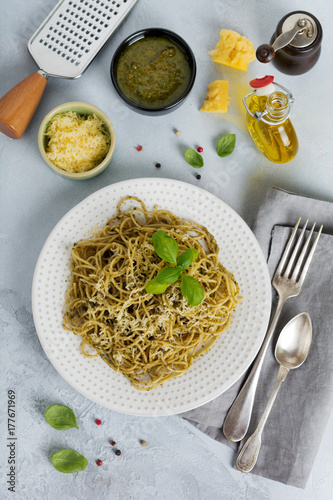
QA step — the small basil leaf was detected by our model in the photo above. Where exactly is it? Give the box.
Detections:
[49,449,88,473]
[156,267,182,284]
[146,278,169,295]
[217,134,236,157]
[181,275,204,306]
[177,249,199,271]
[184,148,204,168]
[152,231,178,264]
[45,405,78,430]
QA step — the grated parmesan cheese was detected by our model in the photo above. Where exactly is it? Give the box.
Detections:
[45,111,111,173]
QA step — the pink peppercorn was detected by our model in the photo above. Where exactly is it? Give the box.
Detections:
[96,459,103,466]
[110,440,116,446]
[197,147,203,153]
[96,419,102,425]
[136,145,143,151]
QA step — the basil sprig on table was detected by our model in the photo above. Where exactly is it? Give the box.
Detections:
[49,449,88,473]
[217,134,236,157]
[45,404,88,473]
[184,148,204,168]
[45,404,79,430]
[184,134,236,169]
[145,231,204,306]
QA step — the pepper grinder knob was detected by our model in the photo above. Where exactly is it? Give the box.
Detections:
[256,44,275,63]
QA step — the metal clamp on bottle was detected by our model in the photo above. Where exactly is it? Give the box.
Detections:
[243,79,294,125]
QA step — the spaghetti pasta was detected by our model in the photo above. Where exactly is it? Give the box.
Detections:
[63,196,240,390]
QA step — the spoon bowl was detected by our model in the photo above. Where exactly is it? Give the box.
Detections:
[275,312,312,369]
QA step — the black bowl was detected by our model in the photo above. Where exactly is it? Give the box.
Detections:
[110,28,196,115]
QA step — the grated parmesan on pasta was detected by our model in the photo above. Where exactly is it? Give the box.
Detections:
[63,196,241,390]
[45,111,111,173]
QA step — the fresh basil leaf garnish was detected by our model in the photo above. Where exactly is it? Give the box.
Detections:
[184,148,204,168]
[45,405,79,430]
[146,278,169,295]
[181,275,204,306]
[152,231,178,265]
[177,248,198,271]
[49,449,88,473]
[147,231,204,305]
[155,267,182,284]
[216,134,236,157]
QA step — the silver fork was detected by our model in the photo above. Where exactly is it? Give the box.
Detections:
[223,217,323,442]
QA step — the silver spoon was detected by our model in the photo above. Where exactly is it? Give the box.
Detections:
[236,312,312,473]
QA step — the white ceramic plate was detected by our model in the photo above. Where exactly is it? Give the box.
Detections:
[32,178,271,416]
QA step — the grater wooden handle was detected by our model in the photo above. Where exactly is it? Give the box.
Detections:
[0,72,47,139]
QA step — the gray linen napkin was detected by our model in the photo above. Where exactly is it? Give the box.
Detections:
[181,187,333,488]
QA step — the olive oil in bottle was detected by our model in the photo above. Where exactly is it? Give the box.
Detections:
[243,76,298,163]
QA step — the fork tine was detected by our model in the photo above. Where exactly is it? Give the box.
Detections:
[291,222,315,280]
[295,224,323,286]
[284,219,308,277]
[275,217,302,276]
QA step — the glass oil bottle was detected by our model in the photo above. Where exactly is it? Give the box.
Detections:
[243,76,298,163]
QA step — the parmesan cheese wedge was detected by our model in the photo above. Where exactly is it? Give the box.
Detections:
[209,29,256,71]
[200,80,229,113]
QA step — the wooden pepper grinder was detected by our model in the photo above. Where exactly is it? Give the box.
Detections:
[256,11,322,75]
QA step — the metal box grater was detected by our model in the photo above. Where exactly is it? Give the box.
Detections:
[0,0,138,138]
[28,0,138,79]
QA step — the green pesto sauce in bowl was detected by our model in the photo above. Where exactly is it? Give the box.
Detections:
[115,36,192,108]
